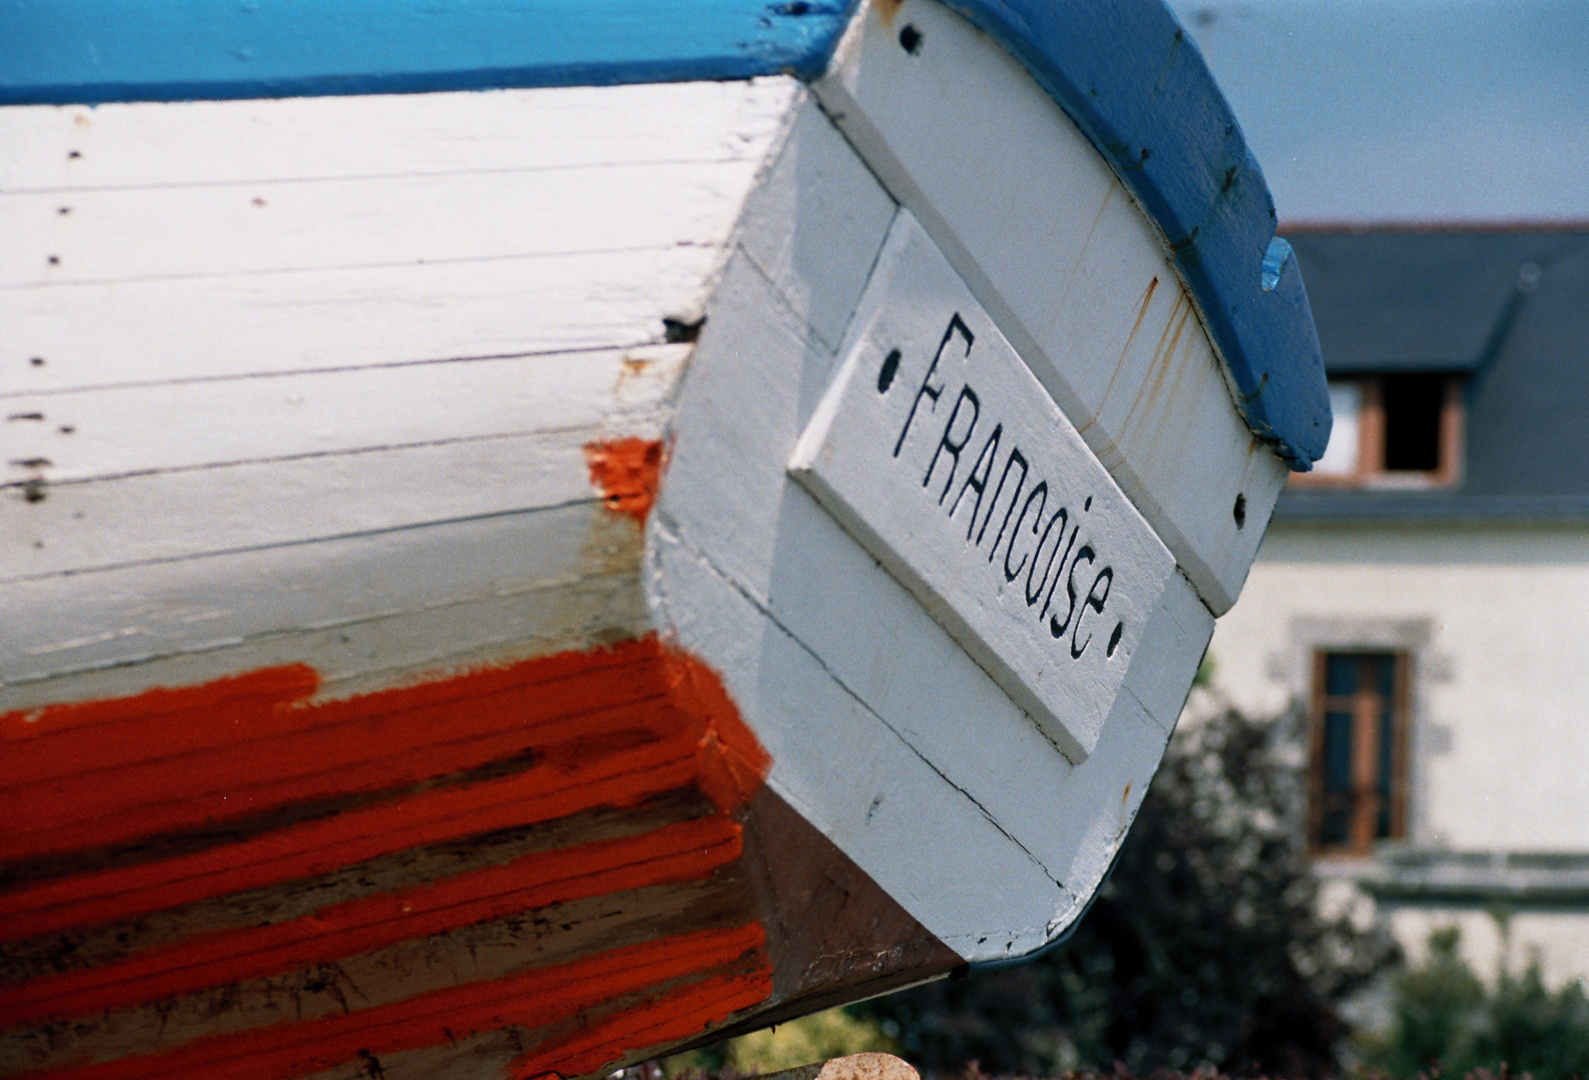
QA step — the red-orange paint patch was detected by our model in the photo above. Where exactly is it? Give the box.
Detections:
[24,925,771,1080]
[584,437,664,523]
[0,635,774,1080]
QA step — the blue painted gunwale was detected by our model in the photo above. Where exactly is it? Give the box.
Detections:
[0,0,856,103]
[945,0,1330,468]
[0,0,1329,467]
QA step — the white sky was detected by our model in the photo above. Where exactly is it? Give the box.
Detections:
[1166,0,1589,226]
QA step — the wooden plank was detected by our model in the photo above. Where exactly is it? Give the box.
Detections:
[0,500,646,697]
[0,160,765,289]
[656,95,899,607]
[1,430,594,583]
[1,247,723,395]
[0,343,687,487]
[814,0,1289,615]
[0,80,797,193]
[733,99,899,354]
[0,1,846,107]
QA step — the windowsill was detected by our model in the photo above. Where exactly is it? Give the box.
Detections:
[1314,846,1589,904]
[1289,471,1459,492]
[1272,490,1589,524]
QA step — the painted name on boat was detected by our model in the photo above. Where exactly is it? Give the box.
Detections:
[790,213,1175,762]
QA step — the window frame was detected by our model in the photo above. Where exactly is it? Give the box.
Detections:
[1290,375,1464,489]
[1306,649,1412,858]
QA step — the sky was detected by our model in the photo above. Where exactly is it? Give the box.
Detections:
[1165,0,1589,226]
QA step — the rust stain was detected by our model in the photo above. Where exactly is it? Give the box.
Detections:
[1077,272,1157,439]
[583,438,663,524]
[874,0,905,28]
[1052,189,1117,334]
[1117,288,1192,447]
[1122,277,1160,357]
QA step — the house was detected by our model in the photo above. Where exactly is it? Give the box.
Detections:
[1207,228,1589,985]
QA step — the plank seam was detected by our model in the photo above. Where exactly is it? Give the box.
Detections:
[0,342,675,401]
[0,155,769,198]
[0,241,727,293]
[0,422,643,495]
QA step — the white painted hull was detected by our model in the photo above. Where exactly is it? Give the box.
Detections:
[0,2,1311,1077]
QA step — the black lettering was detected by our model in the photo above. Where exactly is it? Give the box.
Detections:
[1042,506,1085,620]
[1071,566,1114,659]
[947,423,1002,538]
[894,313,973,458]
[924,386,980,502]
[1003,481,1047,583]
[982,447,1028,557]
[1051,543,1094,640]
[1026,506,1068,607]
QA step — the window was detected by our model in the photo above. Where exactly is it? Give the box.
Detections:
[1308,651,1409,856]
[1293,374,1463,488]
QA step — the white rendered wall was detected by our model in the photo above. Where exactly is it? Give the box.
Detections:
[1211,522,1589,984]
[1209,522,1589,853]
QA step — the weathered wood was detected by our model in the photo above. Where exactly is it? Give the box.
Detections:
[0,81,796,193]
[815,0,1289,614]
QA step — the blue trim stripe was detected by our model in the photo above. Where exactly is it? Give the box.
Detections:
[949,0,1331,468]
[0,0,854,105]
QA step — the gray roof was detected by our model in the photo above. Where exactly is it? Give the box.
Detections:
[1274,228,1589,522]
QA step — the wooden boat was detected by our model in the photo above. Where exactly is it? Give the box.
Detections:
[0,1,1330,1077]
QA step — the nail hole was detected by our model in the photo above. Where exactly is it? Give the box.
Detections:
[47,255,60,266]
[58,206,71,215]
[58,425,75,434]
[877,348,901,393]
[662,316,705,343]
[899,24,922,53]
[67,150,81,160]
[1233,493,1247,529]
[29,357,45,367]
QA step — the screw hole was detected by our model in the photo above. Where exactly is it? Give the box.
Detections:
[1233,493,1247,529]
[662,316,705,343]
[877,348,901,393]
[899,24,922,53]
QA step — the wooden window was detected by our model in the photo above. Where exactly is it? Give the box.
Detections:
[1292,374,1463,488]
[1308,651,1409,856]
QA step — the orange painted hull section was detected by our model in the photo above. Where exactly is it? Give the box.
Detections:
[1,636,773,1080]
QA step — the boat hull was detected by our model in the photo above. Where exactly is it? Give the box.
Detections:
[0,1,1326,1076]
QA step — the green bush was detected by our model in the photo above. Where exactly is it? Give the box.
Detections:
[1361,925,1589,1079]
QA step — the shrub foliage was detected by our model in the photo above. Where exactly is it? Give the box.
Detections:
[1360,925,1589,1078]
